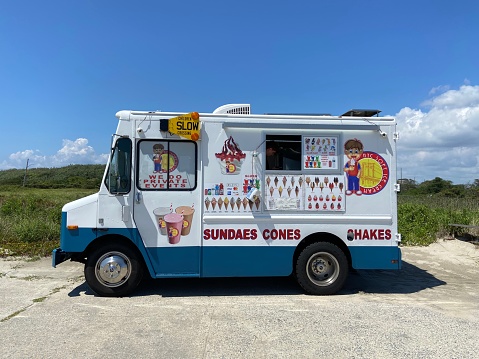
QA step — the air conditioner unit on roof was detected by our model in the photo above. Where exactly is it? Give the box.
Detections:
[213,104,251,115]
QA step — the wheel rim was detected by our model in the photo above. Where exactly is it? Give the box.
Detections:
[306,252,340,287]
[95,251,131,288]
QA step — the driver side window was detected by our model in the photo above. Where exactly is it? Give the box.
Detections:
[105,137,132,194]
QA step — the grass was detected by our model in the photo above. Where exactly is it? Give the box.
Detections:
[1,187,478,257]
[0,186,96,257]
[398,196,479,245]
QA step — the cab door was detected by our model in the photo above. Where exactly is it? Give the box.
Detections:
[133,139,201,276]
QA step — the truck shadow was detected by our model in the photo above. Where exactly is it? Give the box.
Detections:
[68,260,446,298]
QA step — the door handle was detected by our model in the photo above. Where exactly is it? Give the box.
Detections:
[136,190,142,203]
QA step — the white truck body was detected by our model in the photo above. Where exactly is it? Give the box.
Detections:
[53,104,401,296]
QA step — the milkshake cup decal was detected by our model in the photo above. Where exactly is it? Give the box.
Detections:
[175,206,195,236]
[164,212,183,244]
[153,207,171,235]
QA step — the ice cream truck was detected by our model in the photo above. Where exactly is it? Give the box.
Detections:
[52,104,401,297]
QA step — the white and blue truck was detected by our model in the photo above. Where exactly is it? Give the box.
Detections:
[53,104,401,296]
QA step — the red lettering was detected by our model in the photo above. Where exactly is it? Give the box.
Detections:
[354,229,362,240]
[270,229,278,240]
[378,229,385,240]
[294,229,301,240]
[370,229,377,239]
[287,229,294,240]
[251,229,257,240]
[203,229,210,240]
[385,229,392,240]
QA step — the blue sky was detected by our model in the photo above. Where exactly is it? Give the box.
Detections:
[1,1,478,184]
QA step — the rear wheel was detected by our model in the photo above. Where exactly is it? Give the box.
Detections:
[85,243,143,297]
[295,242,348,295]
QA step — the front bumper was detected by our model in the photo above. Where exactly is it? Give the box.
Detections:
[52,248,71,268]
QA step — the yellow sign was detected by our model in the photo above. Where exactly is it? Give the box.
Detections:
[168,112,200,141]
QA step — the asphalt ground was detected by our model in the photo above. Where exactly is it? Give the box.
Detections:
[1,239,478,359]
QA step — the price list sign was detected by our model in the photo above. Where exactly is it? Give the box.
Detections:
[303,136,339,170]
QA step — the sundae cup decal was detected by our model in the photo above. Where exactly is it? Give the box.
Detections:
[215,136,246,175]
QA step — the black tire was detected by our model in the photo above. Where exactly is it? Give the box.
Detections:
[295,242,348,295]
[84,243,144,297]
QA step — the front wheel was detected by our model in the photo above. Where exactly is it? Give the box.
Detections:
[85,243,144,297]
[295,242,348,295]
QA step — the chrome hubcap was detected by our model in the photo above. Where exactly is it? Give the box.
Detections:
[95,252,131,287]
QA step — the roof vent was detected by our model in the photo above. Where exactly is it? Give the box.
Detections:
[213,104,251,115]
[340,109,381,117]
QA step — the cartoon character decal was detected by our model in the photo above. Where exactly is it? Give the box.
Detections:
[343,138,364,196]
[152,144,164,173]
[152,143,179,174]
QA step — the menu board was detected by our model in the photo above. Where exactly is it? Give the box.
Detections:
[265,174,346,212]
[303,136,339,170]
[265,174,304,211]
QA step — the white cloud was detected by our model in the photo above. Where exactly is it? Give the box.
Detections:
[0,138,108,170]
[397,85,479,183]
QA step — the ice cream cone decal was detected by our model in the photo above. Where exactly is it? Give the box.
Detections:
[295,186,299,197]
[278,186,283,197]
[266,176,271,187]
[274,176,279,187]
[291,177,295,187]
[218,197,223,210]
[205,197,210,210]
[242,197,248,210]
[269,186,274,196]
[211,197,217,210]
[282,176,287,187]
[254,197,261,210]
[236,198,242,210]
[287,186,292,197]
[230,197,235,210]
[299,177,303,187]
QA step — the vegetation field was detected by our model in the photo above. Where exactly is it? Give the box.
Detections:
[0,166,478,257]
[0,187,96,257]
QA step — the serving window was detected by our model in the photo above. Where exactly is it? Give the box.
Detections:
[265,135,302,171]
